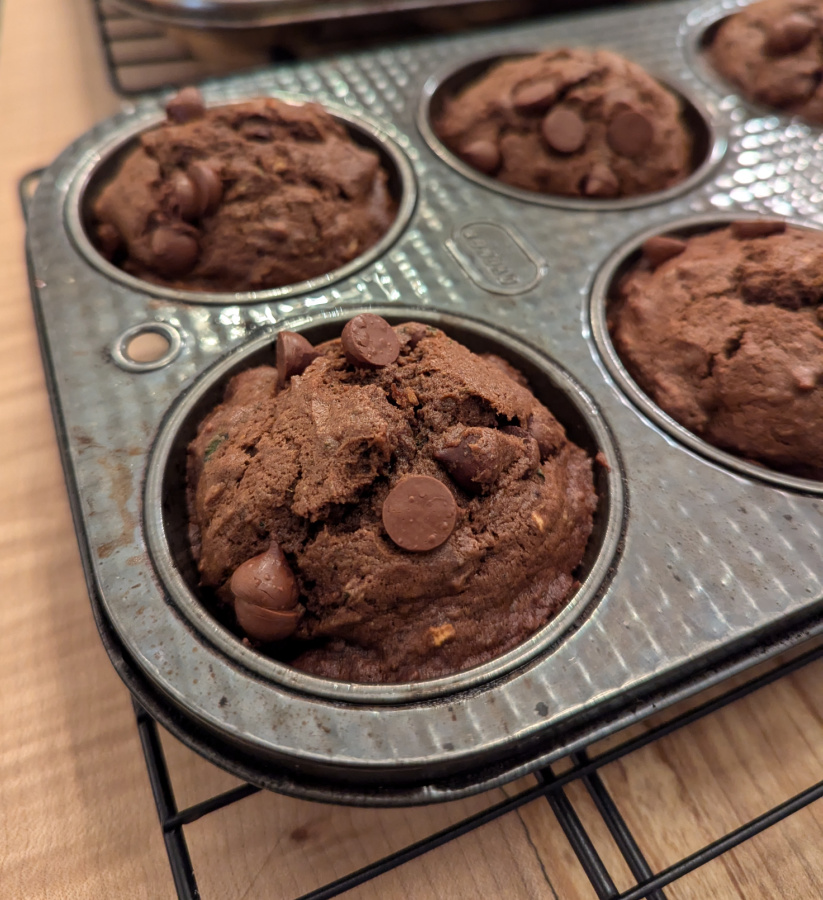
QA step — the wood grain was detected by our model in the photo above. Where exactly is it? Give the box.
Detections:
[1,1,823,898]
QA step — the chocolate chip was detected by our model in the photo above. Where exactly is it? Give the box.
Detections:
[607,110,653,158]
[96,222,121,259]
[765,13,817,55]
[341,314,400,368]
[583,163,619,197]
[730,220,787,239]
[189,161,223,216]
[434,432,506,492]
[276,331,320,387]
[165,86,205,124]
[604,87,638,115]
[402,322,431,349]
[231,542,299,609]
[461,139,500,174]
[382,475,457,552]
[149,227,199,277]
[230,542,301,641]
[239,116,273,142]
[168,171,199,221]
[642,235,688,268]
[527,414,562,459]
[234,603,301,643]
[542,108,587,154]
[512,79,558,113]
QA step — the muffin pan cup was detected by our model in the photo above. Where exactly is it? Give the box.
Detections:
[591,212,823,496]
[23,0,823,803]
[418,48,728,211]
[67,94,417,306]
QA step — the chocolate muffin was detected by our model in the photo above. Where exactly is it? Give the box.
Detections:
[609,221,823,478]
[433,48,693,199]
[187,316,597,683]
[708,0,823,123]
[91,88,397,292]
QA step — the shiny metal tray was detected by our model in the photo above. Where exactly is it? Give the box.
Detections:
[25,0,823,803]
[109,0,531,30]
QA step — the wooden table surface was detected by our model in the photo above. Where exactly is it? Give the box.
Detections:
[3,1,823,897]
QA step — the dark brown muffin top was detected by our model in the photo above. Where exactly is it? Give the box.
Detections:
[187,320,597,683]
[609,223,823,479]
[708,0,823,123]
[92,91,396,292]
[433,48,693,199]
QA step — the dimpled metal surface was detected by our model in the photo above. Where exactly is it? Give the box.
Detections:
[24,0,823,802]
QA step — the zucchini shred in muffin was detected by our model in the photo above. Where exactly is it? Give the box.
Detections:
[187,316,598,684]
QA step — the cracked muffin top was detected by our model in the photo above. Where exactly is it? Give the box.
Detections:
[609,222,823,479]
[90,88,396,292]
[433,48,693,199]
[708,0,823,124]
[187,316,597,683]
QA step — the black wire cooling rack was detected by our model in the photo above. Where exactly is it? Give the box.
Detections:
[34,4,823,896]
[134,640,823,900]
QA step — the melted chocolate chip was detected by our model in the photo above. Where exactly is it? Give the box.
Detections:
[96,222,121,259]
[642,235,688,268]
[341,314,400,368]
[434,432,506,492]
[607,110,653,158]
[765,13,817,55]
[542,108,587,154]
[730,220,787,239]
[168,171,199,221]
[583,163,619,197]
[165,86,205,124]
[149,227,199,277]
[604,87,638,116]
[402,322,430,349]
[382,475,457,552]
[461,139,501,174]
[526,413,560,460]
[189,161,223,216]
[276,331,320,387]
[512,79,559,113]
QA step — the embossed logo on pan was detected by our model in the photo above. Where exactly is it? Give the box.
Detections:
[446,222,545,295]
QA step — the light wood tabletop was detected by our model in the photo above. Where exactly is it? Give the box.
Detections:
[2,1,823,898]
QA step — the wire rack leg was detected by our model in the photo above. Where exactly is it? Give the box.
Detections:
[133,700,201,900]
[572,750,666,900]
[538,766,618,899]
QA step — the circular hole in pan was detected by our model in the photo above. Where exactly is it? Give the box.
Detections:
[144,307,625,705]
[65,96,417,306]
[112,321,182,372]
[591,214,823,495]
[418,50,726,212]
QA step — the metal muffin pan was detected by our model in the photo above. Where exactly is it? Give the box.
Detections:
[24,0,823,801]
[109,0,537,30]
